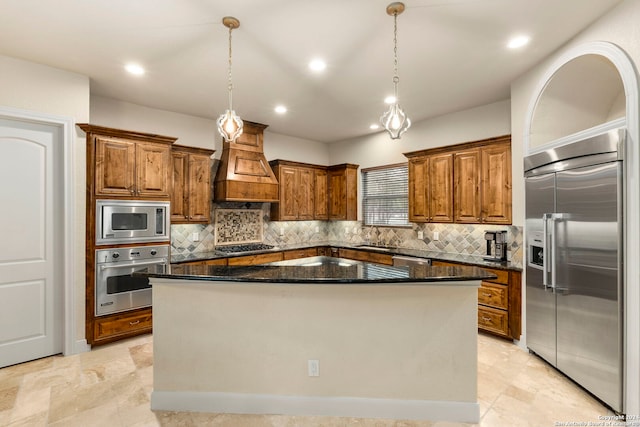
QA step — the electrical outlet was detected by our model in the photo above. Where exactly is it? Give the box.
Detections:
[279,227,284,236]
[344,227,349,235]
[315,226,319,233]
[191,232,200,242]
[433,231,440,241]
[308,359,319,377]
[417,231,424,240]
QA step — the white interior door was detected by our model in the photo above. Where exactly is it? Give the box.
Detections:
[0,117,62,368]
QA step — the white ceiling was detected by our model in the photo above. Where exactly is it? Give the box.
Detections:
[0,0,622,142]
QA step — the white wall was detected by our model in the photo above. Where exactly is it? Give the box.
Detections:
[0,54,90,343]
[91,96,329,165]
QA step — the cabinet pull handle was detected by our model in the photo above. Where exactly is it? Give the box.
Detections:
[482,292,492,297]
[129,320,141,325]
[482,317,492,322]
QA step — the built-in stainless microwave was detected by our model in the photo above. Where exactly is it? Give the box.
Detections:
[96,200,170,245]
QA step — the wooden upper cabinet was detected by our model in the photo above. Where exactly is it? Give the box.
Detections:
[408,158,428,222]
[171,145,214,223]
[481,142,512,224]
[428,153,454,223]
[136,142,171,198]
[95,136,136,197]
[405,135,511,225]
[454,149,481,223]
[269,160,345,221]
[328,164,358,221]
[94,135,171,199]
[407,155,452,223]
[297,168,314,220]
[275,165,298,221]
[314,169,328,220]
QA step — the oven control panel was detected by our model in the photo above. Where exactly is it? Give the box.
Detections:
[96,245,170,264]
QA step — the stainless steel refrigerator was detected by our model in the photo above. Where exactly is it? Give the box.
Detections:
[524,128,624,413]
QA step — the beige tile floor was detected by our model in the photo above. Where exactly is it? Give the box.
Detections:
[0,332,612,427]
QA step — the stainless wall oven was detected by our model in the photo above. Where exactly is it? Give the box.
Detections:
[95,245,169,316]
[96,200,170,245]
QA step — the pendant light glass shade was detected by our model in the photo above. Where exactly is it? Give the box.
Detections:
[217,16,244,142]
[381,101,411,139]
[217,109,243,142]
[381,2,410,140]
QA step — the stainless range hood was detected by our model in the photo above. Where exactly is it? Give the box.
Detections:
[214,121,279,202]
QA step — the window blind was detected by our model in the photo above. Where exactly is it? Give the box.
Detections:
[362,164,409,226]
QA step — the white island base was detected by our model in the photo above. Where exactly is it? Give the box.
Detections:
[150,278,480,423]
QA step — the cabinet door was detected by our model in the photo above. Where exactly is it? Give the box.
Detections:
[328,169,346,220]
[136,142,171,198]
[428,153,453,223]
[296,168,314,220]
[279,166,298,220]
[314,169,328,220]
[95,136,136,197]
[481,143,512,224]
[187,153,211,222]
[408,158,429,222]
[171,151,189,222]
[454,149,481,223]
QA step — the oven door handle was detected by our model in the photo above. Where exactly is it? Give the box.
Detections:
[99,258,167,270]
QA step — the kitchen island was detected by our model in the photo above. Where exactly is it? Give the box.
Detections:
[143,256,495,423]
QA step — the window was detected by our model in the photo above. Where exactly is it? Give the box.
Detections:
[362,163,409,227]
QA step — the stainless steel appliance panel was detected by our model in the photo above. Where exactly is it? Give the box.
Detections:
[555,161,622,411]
[525,172,557,366]
[96,200,170,245]
[95,245,169,316]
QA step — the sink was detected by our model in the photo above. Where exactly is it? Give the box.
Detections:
[356,245,393,252]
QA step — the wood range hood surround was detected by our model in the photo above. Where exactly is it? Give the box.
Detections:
[214,121,279,202]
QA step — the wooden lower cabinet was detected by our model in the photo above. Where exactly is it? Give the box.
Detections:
[228,252,284,266]
[93,308,153,345]
[283,248,318,260]
[432,260,521,340]
[337,248,394,265]
[176,258,228,266]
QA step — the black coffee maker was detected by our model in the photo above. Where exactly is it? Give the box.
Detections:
[483,230,508,262]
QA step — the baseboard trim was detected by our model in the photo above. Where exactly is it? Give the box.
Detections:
[151,390,480,423]
[71,339,90,355]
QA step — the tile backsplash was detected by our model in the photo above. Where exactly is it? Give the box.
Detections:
[171,204,523,267]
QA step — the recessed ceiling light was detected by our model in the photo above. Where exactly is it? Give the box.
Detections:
[384,96,396,104]
[507,35,530,49]
[308,58,327,72]
[274,105,287,114]
[370,124,380,130]
[125,63,145,75]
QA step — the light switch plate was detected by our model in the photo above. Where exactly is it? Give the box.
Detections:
[417,231,424,240]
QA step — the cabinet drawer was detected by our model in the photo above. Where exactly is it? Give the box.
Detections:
[481,267,509,285]
[478,306,509,337]
[228,252,284,266]
[338,248,394,265]
[94,311,152,341]
[283,248,318,260]
[478,281,508,309]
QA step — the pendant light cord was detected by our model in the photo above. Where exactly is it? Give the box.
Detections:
[227,25,234,110]
[392,11,399,99]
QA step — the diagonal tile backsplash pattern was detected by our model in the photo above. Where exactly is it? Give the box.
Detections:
[171,204,523,267]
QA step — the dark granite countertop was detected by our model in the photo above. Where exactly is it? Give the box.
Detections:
[141,255,496,284]
[170,241,522,272]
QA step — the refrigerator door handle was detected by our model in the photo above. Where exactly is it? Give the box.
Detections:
[547,213,569,292]
[542,213,552,289]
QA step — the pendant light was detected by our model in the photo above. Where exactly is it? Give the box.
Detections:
[217,16,244,142]
[380,2,411,139]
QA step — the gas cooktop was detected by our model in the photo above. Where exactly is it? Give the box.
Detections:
[215,243,275,254]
